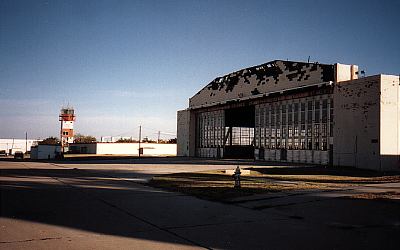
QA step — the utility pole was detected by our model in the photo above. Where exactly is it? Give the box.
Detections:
[60,116,64,153]
[138,125,142,157]
[157,131,160,143]
[25,132,28,153]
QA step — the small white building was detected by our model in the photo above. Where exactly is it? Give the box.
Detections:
[69,142,177,156]
[0,138,42,154]
[30,145,62,160]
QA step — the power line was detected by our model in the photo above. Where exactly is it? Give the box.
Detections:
[140,126,175,135]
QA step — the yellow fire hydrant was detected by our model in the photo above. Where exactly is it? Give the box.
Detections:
[233,166,241,188]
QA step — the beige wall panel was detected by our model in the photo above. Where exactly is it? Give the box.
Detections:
[380,75,400,171]
[333,76,381,170]
[177,110,190,156]
[336,63,358,82]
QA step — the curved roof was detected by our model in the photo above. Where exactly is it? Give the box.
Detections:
[189,60,334,108]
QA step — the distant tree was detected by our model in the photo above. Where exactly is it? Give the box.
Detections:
[74,133,97,143]
[167,138,177,144]
[142,136,156,143]
[157,139,168,144]
[39,137,60,145]
[116,138,138,143]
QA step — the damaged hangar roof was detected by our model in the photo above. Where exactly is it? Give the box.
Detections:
[189,60,335,108]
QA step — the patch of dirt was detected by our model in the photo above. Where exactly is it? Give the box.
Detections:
[250,167,400,183]
[351,192,400,200]
[147,168,400,202]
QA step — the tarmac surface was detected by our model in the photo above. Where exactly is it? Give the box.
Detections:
[1,158,399,249]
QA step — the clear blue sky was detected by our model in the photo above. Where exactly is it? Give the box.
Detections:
[1,0,399,140]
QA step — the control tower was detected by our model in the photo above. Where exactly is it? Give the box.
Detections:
[59,107,75,152]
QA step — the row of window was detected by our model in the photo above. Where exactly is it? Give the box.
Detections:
[258,136,328,150]
[254,96,332,150]
[255,98,333,126]
[256,124,330,140]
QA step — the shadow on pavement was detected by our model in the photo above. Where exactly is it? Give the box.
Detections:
[0,168,196,247]
[1,166,400,249]
[0,156,314,167]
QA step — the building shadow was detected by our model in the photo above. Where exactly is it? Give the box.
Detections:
[1,156,318,168]
[1,167,399,249]
[0,168,196,247]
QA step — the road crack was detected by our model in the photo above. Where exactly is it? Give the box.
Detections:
[0,236,67,244]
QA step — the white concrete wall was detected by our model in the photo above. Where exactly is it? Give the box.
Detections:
[0,139,41,154]
[335,63,358,82]
[333,74,400,171]
[73,143,177,156]
[177,109,196,157]
[69,143,176,156]
[141,143,176,156]
[177,110,191,156]
[379,75,400,171]
[334,75,382,170]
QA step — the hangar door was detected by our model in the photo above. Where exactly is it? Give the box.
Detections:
[224,106,255,159]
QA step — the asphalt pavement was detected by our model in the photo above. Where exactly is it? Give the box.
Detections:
[1,159,399,249]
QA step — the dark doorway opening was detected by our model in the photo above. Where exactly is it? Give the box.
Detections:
[280,149,287,161]
[224,106,255,159]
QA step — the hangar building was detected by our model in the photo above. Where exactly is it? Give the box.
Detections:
[177,60,399,171]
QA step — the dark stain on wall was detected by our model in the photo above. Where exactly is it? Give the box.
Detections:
[251,88,261,95]
[225,75,239,92]
[322,65,334,82]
